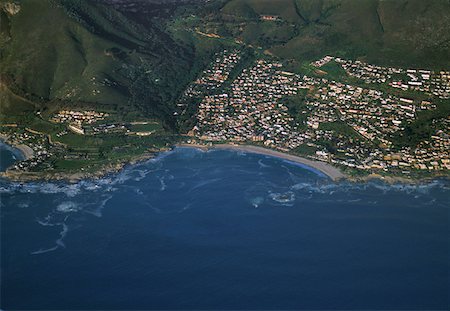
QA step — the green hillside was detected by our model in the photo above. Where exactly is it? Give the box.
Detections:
[2,0,448,127]
[0,0,194,129]
[217,0,450,69]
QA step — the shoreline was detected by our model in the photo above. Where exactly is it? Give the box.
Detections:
[176,143,448,184]
[0,140,447,185]
[0,151,158,183]
[14,144,34,160]
[177,143,346,181]
[0,135,34,160]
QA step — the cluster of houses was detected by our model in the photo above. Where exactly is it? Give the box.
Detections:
[390,69,450,99]
[186,50,241,96]
[195,60,308,151]
[50,110,130,135]
[291,74,449,172]
[260,15,280,22]
[311,56,334,68]
[405,120,450,171]
[176,49,242,117]
[6,50,447,176]
[186,50,449,176]
[51,110,110,135]
[303,78,433,145]
[51,110,109,125]
[89,123,127,135]
[51,109,159,137]
[312,55,450,99]
[332,123,450,172]
[7,131,54,172]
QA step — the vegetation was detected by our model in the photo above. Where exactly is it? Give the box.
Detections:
[282,89,309,129]
[0,0,198,131]
[0,0,449,178]
[319,121,359,139]
[393,99,450,148]
[208,0,450,69]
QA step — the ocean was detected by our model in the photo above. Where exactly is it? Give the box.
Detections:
[1,146,449,310]
[0,140,24,172]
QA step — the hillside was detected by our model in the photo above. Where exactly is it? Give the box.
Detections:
[2,0,448,125]
[0,0,448,180]
[0,0,195,128]
[215,0,450,69]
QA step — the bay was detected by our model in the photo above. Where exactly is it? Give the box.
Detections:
[1,147,449,309]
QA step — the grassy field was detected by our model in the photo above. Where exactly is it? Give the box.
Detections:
[319,121,359,139]
[129,123,162,133]
[293,144,317,156]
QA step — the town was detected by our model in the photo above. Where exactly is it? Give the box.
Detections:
[1,50,448,178]
[182,50,449,177]
[2,128,61,172]
[312,55,450,99]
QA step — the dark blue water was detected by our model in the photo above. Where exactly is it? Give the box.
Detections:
[0,140,24,172]
[1,147,449,310]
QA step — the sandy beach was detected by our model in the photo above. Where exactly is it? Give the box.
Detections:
[177,143,346,181]
[14,144,34,160]
[0,134,34,160]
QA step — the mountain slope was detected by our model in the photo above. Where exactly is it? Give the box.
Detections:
[218,0,450,68]
[0,0,194,128]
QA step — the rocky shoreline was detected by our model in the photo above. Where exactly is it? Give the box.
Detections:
[0,151,159,183]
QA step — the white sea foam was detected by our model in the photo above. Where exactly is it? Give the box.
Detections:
[179,204,192,213]
[56,223,68,248]
[159,176,167,191]
[189,178,223,192]
[258,159,270,168]
[57,201,80,213]
[31,223,68,255]
[31,245,59,255]
[251,197,264,208]
[21,203,30,209]
[269,191,296,205]
[84,194,113,217]
[132,168,155,181]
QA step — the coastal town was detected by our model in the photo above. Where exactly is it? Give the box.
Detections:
[312,55,450,99]
[194,59,304,150]
[181,50,450,177]
[176,49,243,115]
[1,49,449,180]
[0,127,59,172]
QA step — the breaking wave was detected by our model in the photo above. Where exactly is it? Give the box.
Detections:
[1,148,448,256]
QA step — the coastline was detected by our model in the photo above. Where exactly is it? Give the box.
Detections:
[176,143,448,184]
[177,143,346,181]
[0,151,158,183]
[0,140,446,185]
[14,144,34,160]
[0,134,34,160]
